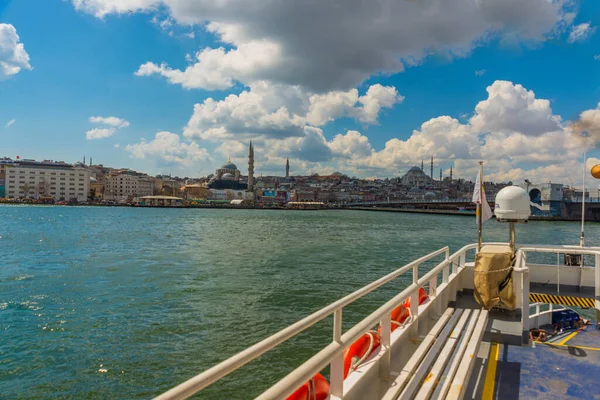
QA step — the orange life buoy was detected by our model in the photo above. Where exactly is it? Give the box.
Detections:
[378,304,411,336]
[404,288,429,309]
[343,331,381,379]
[286,373,330,400]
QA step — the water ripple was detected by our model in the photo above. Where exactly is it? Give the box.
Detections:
[0,205,593,399]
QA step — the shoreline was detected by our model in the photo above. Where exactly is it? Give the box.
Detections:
[0,201,591,221]
[347,206,582,222]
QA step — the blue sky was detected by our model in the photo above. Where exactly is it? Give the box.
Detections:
[1,0,600,182]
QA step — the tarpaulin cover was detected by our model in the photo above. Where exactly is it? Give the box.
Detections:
[474,245,516,310]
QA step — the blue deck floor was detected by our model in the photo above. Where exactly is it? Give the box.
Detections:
[492,327,600,399]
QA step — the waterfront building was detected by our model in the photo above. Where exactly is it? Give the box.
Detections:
[104,173,154,202]
[4,160,90,202]
[519,182,564,216]
[181,184,209,199]
[137,195,183,207]
[208,188,247,200]
[0,158,14,197]
[89,177,104,201]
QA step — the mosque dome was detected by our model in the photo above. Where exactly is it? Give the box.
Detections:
[222,173,235,180]
[408,166,422,173]
[425,192,436,198]
[222,162,238,170]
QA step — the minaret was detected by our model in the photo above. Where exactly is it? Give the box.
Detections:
[439,168,442,183]
[285,158,290,178]
[430,156,433,180]
[90,156,92,166]
[83,155,86,165]
[248,141,254,194]
[421,159,424,171]
[450,166,453,182]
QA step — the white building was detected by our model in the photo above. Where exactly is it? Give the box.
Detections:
[5,161,90,202]
[104,173,154,202]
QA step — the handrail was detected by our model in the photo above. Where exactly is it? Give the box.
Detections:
[257,283,421,400]
[155,246,450,400]
[156,242,600,400]
[257,247,470,400]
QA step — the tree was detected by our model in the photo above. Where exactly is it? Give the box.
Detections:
[20,183,31,198]
[37,180,49,198]
[88,188,96,201]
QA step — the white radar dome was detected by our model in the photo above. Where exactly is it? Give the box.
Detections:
[494,186,530,222]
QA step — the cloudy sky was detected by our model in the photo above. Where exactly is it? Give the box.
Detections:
[1,0,600,183]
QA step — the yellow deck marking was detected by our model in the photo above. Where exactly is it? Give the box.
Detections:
[537,342,600,351]
[482,343,499,400]
[529,293,594,308]
[558,331,579,346]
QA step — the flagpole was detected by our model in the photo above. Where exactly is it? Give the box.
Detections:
[581,151,586,247]
[478,161,483,251]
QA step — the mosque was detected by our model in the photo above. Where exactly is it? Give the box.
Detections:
[208,142,255,192]
[208,158,247,190]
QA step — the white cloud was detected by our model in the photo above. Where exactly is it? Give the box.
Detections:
[5,119,15,128]
[72,0,570,92]
[568,102,600,149]
[469,80,562,136]
[329,130,373,159]
[89,116,130,128]
[135,41,281,90]
[475,69,487,76]
[568,22,595,43]
[114,143,120,148]
[306,90,359,126]
[71,0,161,18]
[306,84,402,126]
[176,79,592,180]
[183,86,306,141]
[86,116,130,140]
[183,83,402,142]
[86,127,116,140]
[356,84,404,123]
[125,131,211,166]
[0,24,32,77]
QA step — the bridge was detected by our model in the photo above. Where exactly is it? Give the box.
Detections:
[343,198,492,208]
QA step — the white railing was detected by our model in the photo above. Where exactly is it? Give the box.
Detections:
[516,245,600,333]
[155,244,483,400]
[155,243,600,400]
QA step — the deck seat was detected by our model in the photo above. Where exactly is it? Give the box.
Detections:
[381,306,488,400]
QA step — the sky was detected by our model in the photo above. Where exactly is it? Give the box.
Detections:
[1,0,600,184]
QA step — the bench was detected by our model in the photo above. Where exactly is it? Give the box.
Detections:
[381,306,489,400]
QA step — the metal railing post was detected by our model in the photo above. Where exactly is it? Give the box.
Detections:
[557,253,561,295]
[595,254,600,324]
[429,276,437,298]
[442,264,449,284]
[330,309,344,399]
[413,264,419,285]
[379,312,391,381]
[522,267,530,341]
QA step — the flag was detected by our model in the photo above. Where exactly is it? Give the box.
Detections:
[472,173,493,225]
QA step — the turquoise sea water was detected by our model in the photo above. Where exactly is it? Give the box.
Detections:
[1,205,598,399]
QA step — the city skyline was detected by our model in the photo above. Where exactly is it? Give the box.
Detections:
[2,1,600,183]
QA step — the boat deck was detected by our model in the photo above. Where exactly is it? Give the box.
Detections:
[460,292,600,400]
